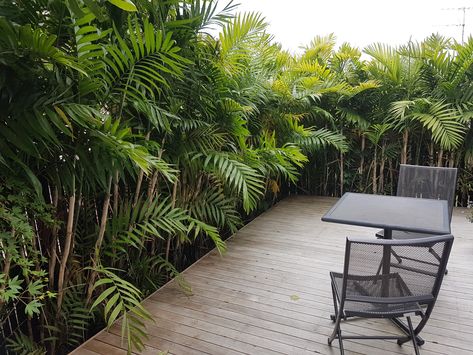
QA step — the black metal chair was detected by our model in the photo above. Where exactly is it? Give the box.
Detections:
[377,164,457,239]
[376,165,457,270]
[328,234,453,355]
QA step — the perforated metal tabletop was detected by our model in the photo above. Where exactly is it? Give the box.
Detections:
[322,192,450,235]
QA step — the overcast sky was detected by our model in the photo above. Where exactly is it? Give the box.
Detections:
[223,0,472,52]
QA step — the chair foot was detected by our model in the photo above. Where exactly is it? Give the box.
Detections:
[397,335,425,346]
[328,314,343,347]
[391,318,424,345]
[328,328,344,354]
[395,317,422,354]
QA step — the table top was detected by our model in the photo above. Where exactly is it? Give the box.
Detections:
[321,192,450,234]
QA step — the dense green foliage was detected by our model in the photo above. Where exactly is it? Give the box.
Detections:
[0,0,472,354]
[298,35,473,199]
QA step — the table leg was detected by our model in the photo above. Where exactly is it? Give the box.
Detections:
[381,228,392,297]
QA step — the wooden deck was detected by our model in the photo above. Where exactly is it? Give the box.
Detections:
[72,196,473,355]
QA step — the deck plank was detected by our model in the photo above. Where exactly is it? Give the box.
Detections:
[71,196,473,354]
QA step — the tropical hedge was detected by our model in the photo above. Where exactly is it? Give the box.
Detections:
[0,0,472,354]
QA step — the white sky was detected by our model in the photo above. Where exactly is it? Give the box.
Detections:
[224,0,473,52]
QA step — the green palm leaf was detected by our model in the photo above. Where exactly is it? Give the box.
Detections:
[203,152,265,213]
[411,100,465,150]
[292,127,348,154]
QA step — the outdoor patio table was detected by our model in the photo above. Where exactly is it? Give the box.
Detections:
[321,192,450,344]
[321,192,450,237]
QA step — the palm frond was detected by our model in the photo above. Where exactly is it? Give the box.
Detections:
[6,332,45,355]
[292,127,348,154]
[187,217,227,254]
[102,17,189,103]
[411,101,465,150]
[255,131,308,183]
[188,186,241,232]
[90,267,152,354]
[203,152,265,212]
[364,43,402,84]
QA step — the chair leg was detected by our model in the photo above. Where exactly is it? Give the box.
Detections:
[337,326,344,354]
[328,283,345,354]
[391,249,402,263]
[330,282,339,322]
[397,317,420,355]
[428,247,448,274]
[375,258,382,276]
[328,312,344,354]
[406,316,420,355]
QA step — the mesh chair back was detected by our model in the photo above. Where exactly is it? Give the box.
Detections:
[343,235,453,302]
[397,164,457,221]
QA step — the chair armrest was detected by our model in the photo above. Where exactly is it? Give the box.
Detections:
[347,234,453,246]
[345,294,433,304]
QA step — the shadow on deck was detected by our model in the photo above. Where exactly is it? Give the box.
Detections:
[72,196,473,355]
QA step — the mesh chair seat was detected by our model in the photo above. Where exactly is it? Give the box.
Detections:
[330,272,423,318]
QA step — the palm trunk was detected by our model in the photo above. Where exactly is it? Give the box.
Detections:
[147,170,159,199]
[134,133,151,206]
[56,176,76,313]
[147,139,165,200]
[340,151,344,196]
[449,152,455,167]
[133,170,145,207]
[429,143,434,166]
[360,134,365,175]
[379,141,386,193]
[148,148,169,255]
[415,128,424,165]
[48,187,59,289]
[372,146,378,194]
[401,129,408,164]
[113,170,119,214]
[111,170,119,265]
[437,149,443,167]
[86,175,113,306]
[165,178,179,263]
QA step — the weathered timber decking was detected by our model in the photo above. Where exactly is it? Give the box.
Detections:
[72,196,473,355]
